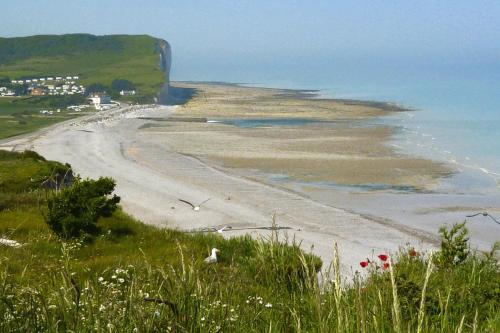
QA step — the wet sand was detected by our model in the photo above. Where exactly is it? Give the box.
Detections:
[154,82,451,190]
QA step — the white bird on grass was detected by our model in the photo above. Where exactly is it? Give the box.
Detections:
[204,248,219,264]
[0,238,22,248]
[178,198,211,211]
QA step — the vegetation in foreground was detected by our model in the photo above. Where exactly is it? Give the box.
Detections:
[0,150,499,332]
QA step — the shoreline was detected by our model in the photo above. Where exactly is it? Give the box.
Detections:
[2,82,498,274]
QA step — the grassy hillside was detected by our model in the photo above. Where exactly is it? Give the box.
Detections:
[0,34,166,100]
[0,96,87,140]
[0,150,498,332]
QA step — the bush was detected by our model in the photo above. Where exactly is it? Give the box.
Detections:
[111,79,135,92]
[45,177,120,239]
[85,83,107,96]
[436,222,469,267]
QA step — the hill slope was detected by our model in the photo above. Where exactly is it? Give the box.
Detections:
[0,34,170,101]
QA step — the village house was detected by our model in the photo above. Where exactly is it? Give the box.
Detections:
[119,90,136,96]
[30,87,46,96]
[89,93,111,106]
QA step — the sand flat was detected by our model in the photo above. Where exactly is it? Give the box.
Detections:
[159,82,451,190]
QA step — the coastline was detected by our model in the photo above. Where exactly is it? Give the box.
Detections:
[2,81,498,274]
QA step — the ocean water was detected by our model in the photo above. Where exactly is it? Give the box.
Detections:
[233,62,500,194]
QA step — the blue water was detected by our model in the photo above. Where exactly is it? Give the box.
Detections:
[232,63,500,191]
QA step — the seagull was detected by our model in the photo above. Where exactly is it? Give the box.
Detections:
[217,225,232,234]
[178,198,210,211]
[466,212,500,225]
[0,238,22,248]
[204,248,219,264]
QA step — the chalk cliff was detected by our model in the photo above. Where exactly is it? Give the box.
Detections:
[156,38,172,104]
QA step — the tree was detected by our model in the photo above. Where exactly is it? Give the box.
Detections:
[85,83,107,96]
[111,79,135,92]
[45,177,120,239]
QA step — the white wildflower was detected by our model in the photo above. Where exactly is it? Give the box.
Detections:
[265,303,272,308]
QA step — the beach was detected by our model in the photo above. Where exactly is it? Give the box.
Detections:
[3,82,498,273]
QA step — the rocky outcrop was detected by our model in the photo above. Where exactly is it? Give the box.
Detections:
[156,38,171,104]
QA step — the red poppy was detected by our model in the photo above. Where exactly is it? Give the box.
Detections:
[409,249,417,257]
[383,262,390,270]
[378,254,388,262]
[360,261,369,268]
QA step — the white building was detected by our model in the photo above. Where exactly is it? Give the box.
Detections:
[89,93,111,106]
[120,90,136,96]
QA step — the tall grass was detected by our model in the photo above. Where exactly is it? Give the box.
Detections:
[1,151,499,332]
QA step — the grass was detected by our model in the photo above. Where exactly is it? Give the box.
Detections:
[0,97,88,139]
[0,34,166,102]
[1,150,499,332]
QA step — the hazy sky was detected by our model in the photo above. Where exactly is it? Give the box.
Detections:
[1,1,499,82]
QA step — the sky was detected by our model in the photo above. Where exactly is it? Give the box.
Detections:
[1,1,499,82]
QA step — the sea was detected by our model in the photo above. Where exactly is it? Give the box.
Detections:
[225,60,500,195]
[176,58,500,249]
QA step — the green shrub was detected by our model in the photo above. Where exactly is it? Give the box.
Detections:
[437,222,469,267]
[45,177,120,239]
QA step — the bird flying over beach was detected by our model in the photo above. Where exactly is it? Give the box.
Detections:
[178,198,211,211]
[466,212,500,225]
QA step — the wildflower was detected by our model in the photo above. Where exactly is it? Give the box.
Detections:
[154,309,161,317]
[360,261,369,268]
[265,303,272,308]
[201,316,206,321]
[111,275,117,279]
[98,277,104,282]
[118,278,125,283]
[378,254,388,262]
[409,249,417,257]
[99,304,106,312]
[383,262,390,270]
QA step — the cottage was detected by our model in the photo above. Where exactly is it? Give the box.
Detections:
[31,87,45,96]
[120,90,136,96]
[89,93,111,106]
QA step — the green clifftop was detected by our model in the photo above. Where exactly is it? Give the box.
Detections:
[0,34,170,101]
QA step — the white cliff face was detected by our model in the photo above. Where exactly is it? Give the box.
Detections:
[156,39,171,104]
